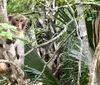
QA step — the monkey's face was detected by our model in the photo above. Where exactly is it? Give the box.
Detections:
[14,18,25,31]
[8,14,28,31]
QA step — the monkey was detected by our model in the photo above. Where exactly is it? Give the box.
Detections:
[8,14,28,85]
[8,14,28,68]
[0,14,28,85]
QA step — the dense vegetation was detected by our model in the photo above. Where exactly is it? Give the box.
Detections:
[0,0,100,85]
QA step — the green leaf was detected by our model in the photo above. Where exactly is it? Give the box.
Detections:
[25,45,60,85]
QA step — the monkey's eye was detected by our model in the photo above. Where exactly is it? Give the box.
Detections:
[16,19,19,21]
[20,20,23,22]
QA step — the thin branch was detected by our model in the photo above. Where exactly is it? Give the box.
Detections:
[33,29,75,83]
[25,17,75,56]
[65,1,82,85]
[25,12,84,56]
[54,2,100,10]
[22,2,100,16]
[74,2,100,7]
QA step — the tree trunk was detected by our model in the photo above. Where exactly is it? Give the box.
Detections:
[89,42,100,85]
[0,0,8,23]
[75,0,92,85]
[89,11,100,85]
[75,0,92,73]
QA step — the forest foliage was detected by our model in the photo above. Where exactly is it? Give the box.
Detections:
[0,0,100,85]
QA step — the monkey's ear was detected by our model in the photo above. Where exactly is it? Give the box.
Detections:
[8,15,14,21]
